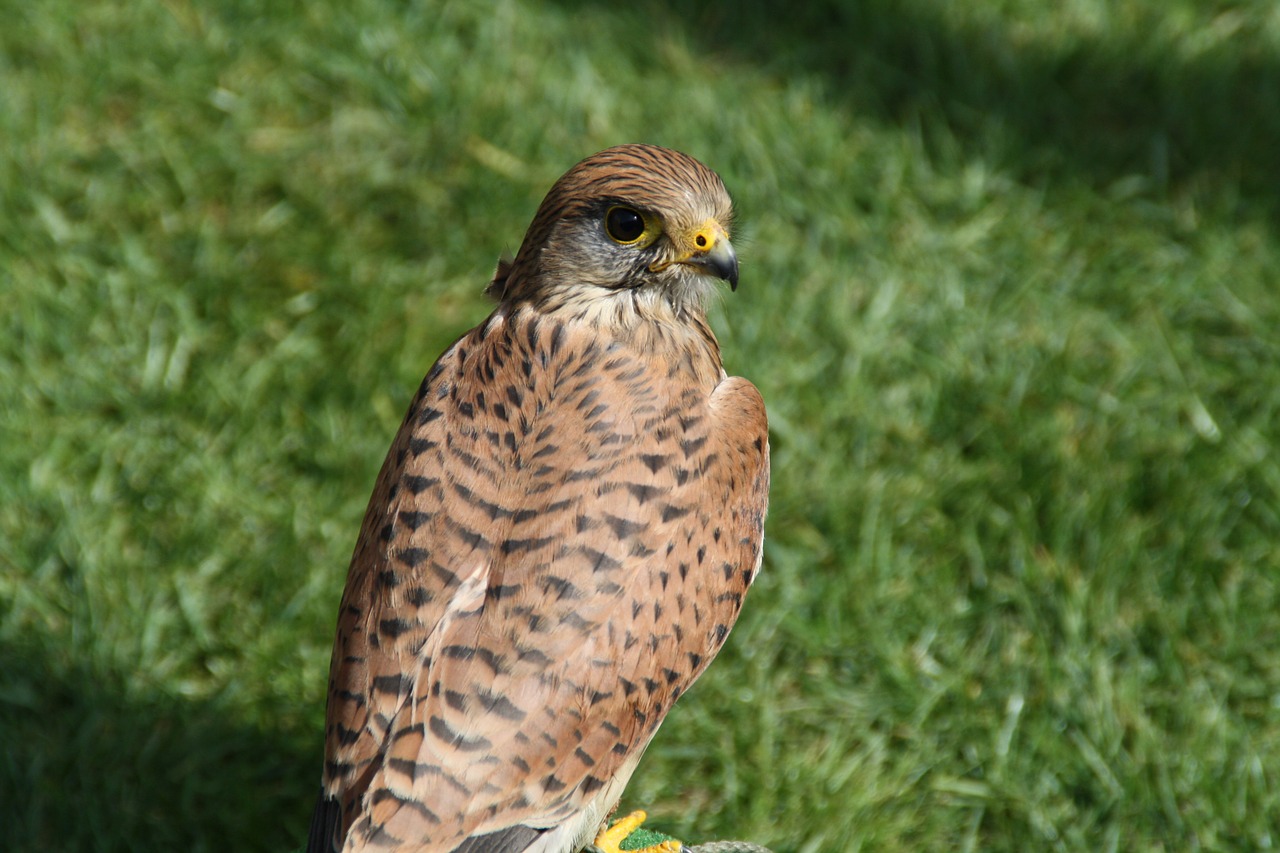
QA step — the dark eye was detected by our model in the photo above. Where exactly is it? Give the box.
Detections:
[605,206,647,244]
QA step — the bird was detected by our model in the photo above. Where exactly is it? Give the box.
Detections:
[306,143,770,853]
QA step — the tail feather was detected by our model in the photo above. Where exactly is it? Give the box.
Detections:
[306,791,341,853]
[450,825,544,853]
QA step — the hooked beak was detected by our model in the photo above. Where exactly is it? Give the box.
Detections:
[672,219,739,291]
[682,235,740,291]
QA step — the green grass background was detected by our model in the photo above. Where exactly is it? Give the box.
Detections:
[3,1,1279,850]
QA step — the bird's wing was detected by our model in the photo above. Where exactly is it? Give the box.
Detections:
[319,313,768,851]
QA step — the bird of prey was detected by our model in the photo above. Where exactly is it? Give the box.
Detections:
[307,144,770,853]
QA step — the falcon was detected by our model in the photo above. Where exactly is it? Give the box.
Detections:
[307,144,770,853]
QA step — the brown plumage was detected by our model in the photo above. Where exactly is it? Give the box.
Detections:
[307,144,770,853]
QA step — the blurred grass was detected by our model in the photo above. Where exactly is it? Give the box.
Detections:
[3,0,1279,850]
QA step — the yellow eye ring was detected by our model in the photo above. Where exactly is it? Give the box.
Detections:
[604,206,649,245]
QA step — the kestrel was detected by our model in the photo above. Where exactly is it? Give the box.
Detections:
[307,144,770,853]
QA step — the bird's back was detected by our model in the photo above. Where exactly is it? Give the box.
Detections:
[312,304,768,852]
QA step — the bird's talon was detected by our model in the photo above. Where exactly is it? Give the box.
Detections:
[592,809,683,853]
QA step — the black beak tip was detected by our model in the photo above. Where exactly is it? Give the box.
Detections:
[684,241,739,290]
[719,255,740,291]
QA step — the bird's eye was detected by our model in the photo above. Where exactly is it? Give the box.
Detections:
[604,206,648,245]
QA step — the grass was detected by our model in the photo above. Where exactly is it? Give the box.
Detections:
[3,0,1279,850]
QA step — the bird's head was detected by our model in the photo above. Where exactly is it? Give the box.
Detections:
[490,144,738,317]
